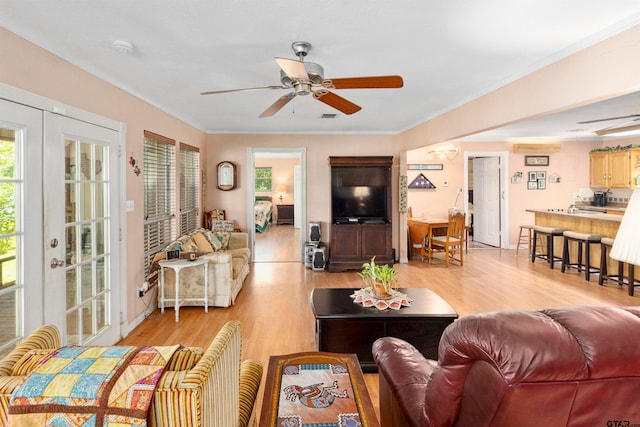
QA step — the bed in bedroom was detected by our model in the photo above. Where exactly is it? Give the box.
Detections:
[255,196,273,233]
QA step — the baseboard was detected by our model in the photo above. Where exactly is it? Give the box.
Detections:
[121,301,157,338]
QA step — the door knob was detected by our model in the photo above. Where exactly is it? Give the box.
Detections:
[50,258,65,268]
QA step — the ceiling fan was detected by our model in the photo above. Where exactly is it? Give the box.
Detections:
[577,114,640,136]
[200,41,404,118]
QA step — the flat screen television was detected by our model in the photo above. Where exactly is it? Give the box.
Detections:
[332,185,387,221]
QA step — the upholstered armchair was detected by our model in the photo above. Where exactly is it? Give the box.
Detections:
[0,324,61,426]
[373,306,640,427]
[148,320,263,427]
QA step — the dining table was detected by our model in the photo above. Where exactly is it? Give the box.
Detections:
[407,218,449,262]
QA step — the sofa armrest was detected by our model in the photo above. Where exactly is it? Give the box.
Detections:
[238,359,263,427]
[373,337,436,427]
[228,232,248,251]
[0,325,60,376]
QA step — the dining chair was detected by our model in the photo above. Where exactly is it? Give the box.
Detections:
[430,211,465,266]
[407,220,430,261]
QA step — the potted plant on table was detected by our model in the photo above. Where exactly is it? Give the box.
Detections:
[359,256,398,300]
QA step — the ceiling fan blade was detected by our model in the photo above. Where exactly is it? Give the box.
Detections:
[595,123,640,136]
[315,91,362,115]
[274,57,308,80]
[200,85,285,95]
[325,75,404,89]
[259,92,296,118]
[577,114,640,124]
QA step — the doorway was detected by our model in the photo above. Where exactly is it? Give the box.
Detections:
[247,148,306,262]
[464,151,510,249]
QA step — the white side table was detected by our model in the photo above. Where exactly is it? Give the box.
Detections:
[159,257,209,322]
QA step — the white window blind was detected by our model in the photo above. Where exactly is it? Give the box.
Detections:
[179,144,200,236]
[143,131,175,273]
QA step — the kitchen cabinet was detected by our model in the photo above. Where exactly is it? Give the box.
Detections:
[589,150,632,188]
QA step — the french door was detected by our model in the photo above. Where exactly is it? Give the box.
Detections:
[0,99,43,354]
[0,95,122,354]
[44,113,121,346]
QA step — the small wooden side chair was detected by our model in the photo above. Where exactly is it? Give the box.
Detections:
[430,211,465,267]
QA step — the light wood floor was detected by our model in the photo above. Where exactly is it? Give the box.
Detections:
[253,224,301,262]
[118,230,639,424]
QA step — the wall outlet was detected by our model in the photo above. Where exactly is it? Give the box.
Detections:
[137,281,149,298]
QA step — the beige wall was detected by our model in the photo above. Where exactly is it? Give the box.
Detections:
[205,134,399,240]
[3,22,640,326]
[407,140,608,248]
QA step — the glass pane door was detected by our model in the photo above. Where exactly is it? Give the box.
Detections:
[0,99,43,357]
[44,113,120,346]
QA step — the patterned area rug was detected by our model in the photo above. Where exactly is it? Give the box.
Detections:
[9,345,179,426]
[277,361,361,427]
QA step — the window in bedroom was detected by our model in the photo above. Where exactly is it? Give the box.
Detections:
[179,143,200,236]
[143,131,176,273]
[255,167,272,191]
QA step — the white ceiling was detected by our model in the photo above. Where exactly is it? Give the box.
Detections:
[2,1,640,138]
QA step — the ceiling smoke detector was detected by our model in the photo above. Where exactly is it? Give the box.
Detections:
[111,40,134,54]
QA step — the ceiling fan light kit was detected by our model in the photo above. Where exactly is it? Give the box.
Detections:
[201,41,404,118]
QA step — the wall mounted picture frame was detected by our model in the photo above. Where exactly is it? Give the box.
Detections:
[528,171,537,182]
[538,179,546,189]
[525,155,549,167]
[407,164,444,170]
[527,181,538,190]
[536,171,546,180]
[216,161,236,191]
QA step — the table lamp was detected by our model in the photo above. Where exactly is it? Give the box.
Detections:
[609,188,640,286]
[275,183,287,203]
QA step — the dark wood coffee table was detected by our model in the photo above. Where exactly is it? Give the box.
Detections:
[259,352,379,427]
[310,288,458,372]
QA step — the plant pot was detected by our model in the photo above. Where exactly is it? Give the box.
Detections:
[372,282,393,300]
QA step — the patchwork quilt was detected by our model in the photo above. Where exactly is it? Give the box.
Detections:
[9,344,179,427]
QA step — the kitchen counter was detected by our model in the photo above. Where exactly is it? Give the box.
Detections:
[525,209,623,225]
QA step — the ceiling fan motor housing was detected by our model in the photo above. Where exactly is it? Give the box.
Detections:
[280,62,324,93]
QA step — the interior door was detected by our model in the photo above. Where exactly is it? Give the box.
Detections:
[43,113,121,346]
[294,165,301,229]
[0,99,43,354]
[472,156,501,247]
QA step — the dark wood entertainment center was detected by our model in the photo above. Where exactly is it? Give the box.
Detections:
[328,156,393,272]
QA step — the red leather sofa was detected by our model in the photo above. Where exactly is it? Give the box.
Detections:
[372,306,640,427]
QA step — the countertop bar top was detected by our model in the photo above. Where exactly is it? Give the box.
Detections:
[526,209,623,222]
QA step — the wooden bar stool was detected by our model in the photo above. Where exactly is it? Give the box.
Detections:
[560,231,601,281]
[599,237,640,295]
[515,225,534,257]
[531,226,566,269]
[599,237,624,287]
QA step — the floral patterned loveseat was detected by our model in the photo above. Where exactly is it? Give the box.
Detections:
[150,228,250,307]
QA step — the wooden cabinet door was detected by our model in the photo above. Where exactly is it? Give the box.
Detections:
[361,225,392,261]
[589,151,608,188]
[609,150,632,188]
[330,225,361,259]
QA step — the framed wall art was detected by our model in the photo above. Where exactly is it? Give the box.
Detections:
[525,155,549,167]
